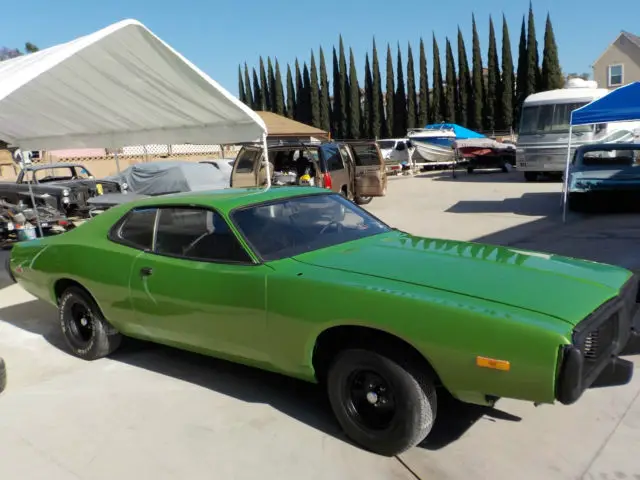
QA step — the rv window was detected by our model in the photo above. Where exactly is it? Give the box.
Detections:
[519,102,591,135]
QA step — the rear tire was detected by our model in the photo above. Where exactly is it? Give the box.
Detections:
[524,171,539,182]
[355,196,373,205]
[59,287,122,360]
[326,349,437,456]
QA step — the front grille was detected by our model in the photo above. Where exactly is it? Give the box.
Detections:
[580,312,618,361]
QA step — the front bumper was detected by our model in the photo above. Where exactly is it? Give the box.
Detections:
[556,276,638,405]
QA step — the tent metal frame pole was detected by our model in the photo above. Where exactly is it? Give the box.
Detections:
[25,166,44,238]
[114,151,121,173]
[562,124,573,224]
[262,133,271,190]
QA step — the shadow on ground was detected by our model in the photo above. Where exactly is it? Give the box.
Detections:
[446,192,561,217]
[420,169,563,184]
[0,297,523,452]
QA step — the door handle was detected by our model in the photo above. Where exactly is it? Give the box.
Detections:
[140,266,153,277]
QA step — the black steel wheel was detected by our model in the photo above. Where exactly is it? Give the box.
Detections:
[59,286,122,360]
[327,349,437,456]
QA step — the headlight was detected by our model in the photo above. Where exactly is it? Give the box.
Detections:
[121,182,128,191]
[62,189,70,196]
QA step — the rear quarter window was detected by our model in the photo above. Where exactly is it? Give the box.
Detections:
[350,144,382,166]
[235,149,259,173]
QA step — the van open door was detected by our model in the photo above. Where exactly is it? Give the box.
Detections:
[230,147,262,188]
[343,141,387,205]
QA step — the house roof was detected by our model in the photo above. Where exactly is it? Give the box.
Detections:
[622,31,640,50]
[255,111,329,139]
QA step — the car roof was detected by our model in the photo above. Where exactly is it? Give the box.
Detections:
[577,143,640,153]
[26,162,88,170]
[118,186,331,212]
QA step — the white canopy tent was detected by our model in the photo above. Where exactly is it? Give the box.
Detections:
[0,19,272,235]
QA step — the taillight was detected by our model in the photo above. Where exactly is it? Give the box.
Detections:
[322,172,333,189]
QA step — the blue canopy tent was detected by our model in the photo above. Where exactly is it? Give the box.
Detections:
[562,81,640,222]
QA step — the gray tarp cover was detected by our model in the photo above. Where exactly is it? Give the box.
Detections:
[105,161,230,195]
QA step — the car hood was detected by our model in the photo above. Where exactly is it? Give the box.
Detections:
[53,179,121,189]
[293,231,632,325]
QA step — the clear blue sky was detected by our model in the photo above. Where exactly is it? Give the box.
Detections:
[2,0,638,96]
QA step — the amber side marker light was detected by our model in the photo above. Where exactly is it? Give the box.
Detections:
[476,356,511,371]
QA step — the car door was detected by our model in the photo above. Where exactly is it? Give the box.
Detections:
[128,205,271,362]
[230,146,262,188]
[319,143,349,194]
[344,141,388,197]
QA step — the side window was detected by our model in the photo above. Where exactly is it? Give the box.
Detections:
[116,207,158,250]
[320,145,345,172]
[350,144,382,166]
[154,207,252,264]
[234,149,259,173]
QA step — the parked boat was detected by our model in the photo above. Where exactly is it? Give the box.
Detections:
[408,123,485,162]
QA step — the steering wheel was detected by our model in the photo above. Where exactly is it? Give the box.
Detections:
[319,221,343,235]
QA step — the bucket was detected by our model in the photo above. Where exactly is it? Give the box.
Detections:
[17,224,37,241]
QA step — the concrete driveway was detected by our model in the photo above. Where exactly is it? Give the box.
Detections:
[0,169,639,479]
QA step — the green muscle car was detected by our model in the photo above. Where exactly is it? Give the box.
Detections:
[7,186,639,455]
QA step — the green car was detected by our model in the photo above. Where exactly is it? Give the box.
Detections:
[7,186,639,455]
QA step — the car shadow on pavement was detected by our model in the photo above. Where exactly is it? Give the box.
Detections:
[0,298,523,452]
[446,192,562,217]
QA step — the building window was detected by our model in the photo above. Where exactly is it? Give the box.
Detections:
[608,64,623,86]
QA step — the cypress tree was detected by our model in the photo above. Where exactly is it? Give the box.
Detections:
[394,45,407,137]
[332,47,342,137]
[444,38,457,123]
[418,38,429,127]
[457,28,471,127]
[267,57,276,111]
[515,16,528,127]
[238,65,247,104]
[470,15,484,131]
[252,68,262,110]
[499,15,514,130]
[274,60,285,116]
[372,39,384,138]
[406,43,418,130]
[431,34,445,124]
[486,16,501,131]
[526,3,541,94]
[541,13,564,90]
[294,59,303,121]
[302,63,312,124]
[318,47,331,133]
[259,57,268,111]
[338,36,349,139]
[310,52,321,127]
[363,53,373,138]
[385,44,395,137]
[286,64,296,119]
[244,63,254,110]
[348,48,361,139]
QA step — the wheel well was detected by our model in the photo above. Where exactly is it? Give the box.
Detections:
[54,278,90,305]
[312,325,441,386]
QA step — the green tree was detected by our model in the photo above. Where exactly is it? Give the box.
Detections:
[385,45,395,137]
[258,57,268,110]
[431,34,445,123]
[338,36,349,138]
[267,57,276,111]
[301,63,312,124]
[406,43,418,130]
[393,45,407,137]
[444,38,457,122]
[318,47,331,133]
[348,48,361,139]
[363,53,374,138]
[498,15,514,130]
[238,65,247,104]
[244,63,254,110]
[485,16,501,131]
[24,42,39,53]
[295,59,304,121]
[332,47,342,137]
[286,64,296,118]
[372,39,385,138]
[470,15,484,131]
[515,16,528,127]
[252,68,262,110]
[418,38,429,126]
[457,28,471,127]
[541,13,564,90]
[310,52,321,127]
[526,3,541,94]
[274,60,286,115]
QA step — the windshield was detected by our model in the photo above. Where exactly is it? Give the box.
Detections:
[377,140,395,150]
[31,166,92,183]
[581,148,640,167]
[519,102,592,135]
[232,193,391,261]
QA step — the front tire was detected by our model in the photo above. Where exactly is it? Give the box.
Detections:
[326,349,437,456]
[355,196,373,205]
[59,287,122,360]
